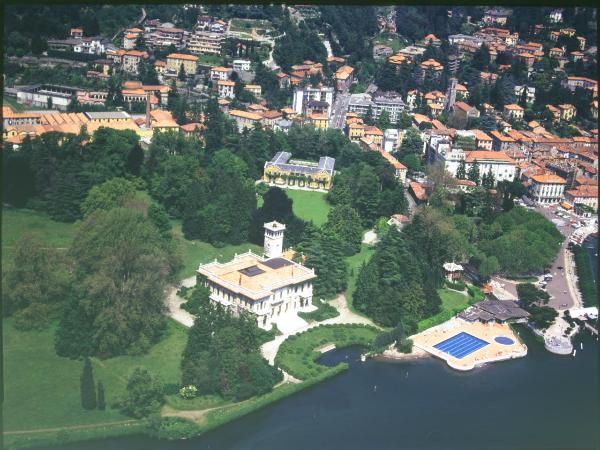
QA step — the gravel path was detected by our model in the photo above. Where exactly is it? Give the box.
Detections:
[165,276,196,328]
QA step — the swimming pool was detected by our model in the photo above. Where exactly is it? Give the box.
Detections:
[494,336,515,345]
[433,332,489,359]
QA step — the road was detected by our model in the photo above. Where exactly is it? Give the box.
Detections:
[330,91,351,129]
[493,203,594,311]
[111,6,146,42]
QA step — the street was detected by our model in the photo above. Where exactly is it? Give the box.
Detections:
[493,203,595,311]
[330,91,351,129]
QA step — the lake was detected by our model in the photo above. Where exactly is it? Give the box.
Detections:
[47,327,598,450]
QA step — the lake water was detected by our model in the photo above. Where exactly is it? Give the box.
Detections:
[48,327,598,450]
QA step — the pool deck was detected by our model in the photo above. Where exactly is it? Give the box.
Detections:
[411,318,527,371]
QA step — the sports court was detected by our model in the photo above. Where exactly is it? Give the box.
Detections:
[434,332,489,359]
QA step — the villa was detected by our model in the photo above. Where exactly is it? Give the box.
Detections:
[263,152,336,191]
[197,222,316,329]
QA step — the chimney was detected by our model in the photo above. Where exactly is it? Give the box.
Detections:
[145,91,151,128]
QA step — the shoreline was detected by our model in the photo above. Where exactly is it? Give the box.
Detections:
[375,346,430,362]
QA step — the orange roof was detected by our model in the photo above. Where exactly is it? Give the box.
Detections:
[217,80,235,86]
[566,185,597,198]
[167,53,198,61]
[465,151,515,164]
[211,66,231,72]
[489,130,516,142]
[71,27,83,32]
[229,109,263,121]
[504,104,523,111]
[309,113,328,120]
[122,80,143,89]
[531,173,566,184]
[365,126,383,136]
[378,149,406,170]
[409,181,427,201]
[124,50,148,58]
[470,129,493,141]
[127,27,143,33]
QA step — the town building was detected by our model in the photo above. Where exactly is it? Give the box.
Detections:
[503,104,524,121]
[373,44,394,62]
[528,173,567,204]
[245,84,262,98]
[292,86,334,117]
[229,109,263,132]
[210,66,232,81]
[334,65,354,91]
[308,113,329,129]
[232,59,251,72]
[263,152,335,191]
[348,91,405,124]
[564,185,598,210]
[197,222,316,329]
[166,53,198,76]
[217,80,235,99]
[122,50,149,75]
[187,30,225,55]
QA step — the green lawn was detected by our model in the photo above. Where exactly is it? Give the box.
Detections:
[284,189,331,226]
[2,318,188,432]
[3,96,27,112]
[197,53,223,66]
[170,220,262,279]
[372,32,406,52]
[2,208,78,270]
[344,244,376,313]
[275,324,379,380]
[417,288,471,332]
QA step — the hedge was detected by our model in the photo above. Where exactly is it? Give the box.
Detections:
[572,244,598,307]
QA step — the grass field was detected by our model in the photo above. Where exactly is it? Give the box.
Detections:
[372,32,407,52]
[284,189,331,226]
[2,208,78,270]
[3,96,28,112]
[275,324,379,380]
[2,318,188,432]
[230,18,273,32]
[170,220,262,279]
[417,288,471,332]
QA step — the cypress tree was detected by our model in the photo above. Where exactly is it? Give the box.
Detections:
[80,358,97,410]
[467,160,481,185]
[456,159,467,180]
[97,381,106,410]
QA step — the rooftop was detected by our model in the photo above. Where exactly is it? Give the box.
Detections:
[197,252,316,301]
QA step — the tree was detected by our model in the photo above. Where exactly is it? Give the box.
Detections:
[467,160,480,185]
[323,204,363,256]
[528,306,557,330]
[3,234,71,328]
[479,255,500,280]
[516,283,550,307]
[80,358,97,410]
[62,208,180,357]
[147,203,172,239]
[178,63,186,81]
[376,110,391,131]
[97,381,106,410]
[120,368,164,418]
[80,177,137,217]
[47,97,53,110]
[399,127,423,155]
[456,159,467,180]
[472,44,490,71]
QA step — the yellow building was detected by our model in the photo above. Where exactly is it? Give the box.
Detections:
[558,104,577,122]
[245,84,262,98]
[503,104,524,121]
[166,53,198,76]
[263,152,335,191]
[364,126,384,148]
[309,113,329,129]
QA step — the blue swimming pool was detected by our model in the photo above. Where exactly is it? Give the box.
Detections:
[434,332,489,359]
[495,336,514,345]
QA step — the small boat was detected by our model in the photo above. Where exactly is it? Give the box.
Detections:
[580,342,583,350]
[573,349,577,357]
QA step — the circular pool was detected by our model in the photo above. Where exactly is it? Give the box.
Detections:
[495,336,514,345]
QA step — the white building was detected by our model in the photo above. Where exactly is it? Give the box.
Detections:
[428,135,517,185]
[217,80,235,99]
[292,86,334,117]
[548,8,563,23]
[348,91,405,124]
[233,59,251,72]
[383,128,399,152]
[529,173,566,204]
[197,222,317,329]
